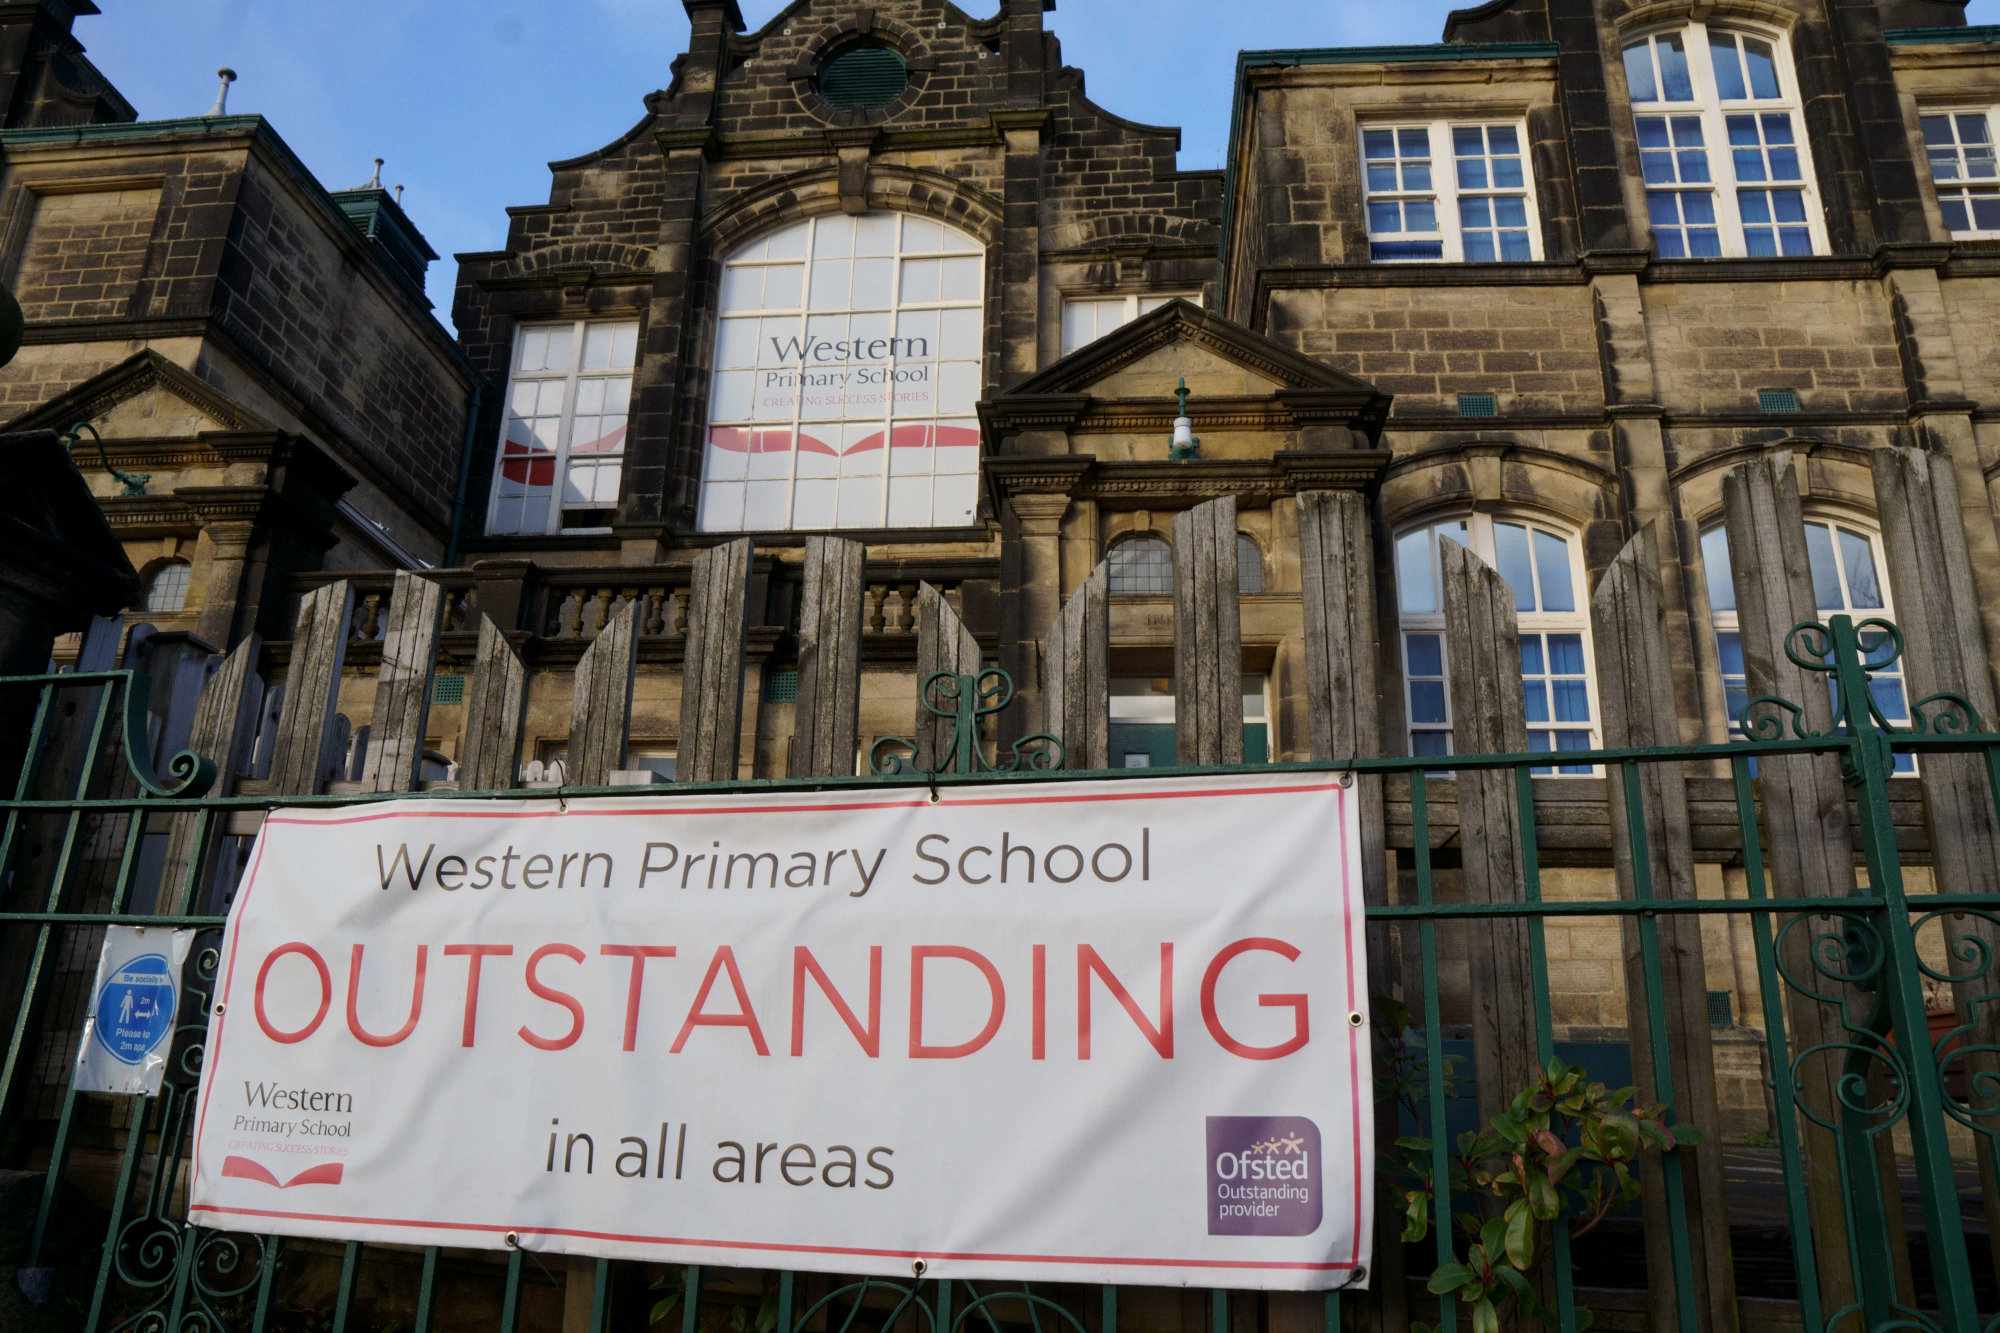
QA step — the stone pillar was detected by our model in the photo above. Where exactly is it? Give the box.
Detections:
[994,110,1046,386]
[1009,491,1070,736]
[192,518,255,650]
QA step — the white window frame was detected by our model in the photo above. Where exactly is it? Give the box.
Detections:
[485,318,638,537]
[699,213,985,534]
[1918,106,2000,239]
[1106,533,1174,596]
[1059,292,1201,356]
[1701,515,1914,772]
[1624,22,1829,259]
[139,559,192,614]
[1360,119,1543,264]
[1394,513,1601,775]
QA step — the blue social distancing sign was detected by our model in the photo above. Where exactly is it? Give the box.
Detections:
[74,926,193,1095]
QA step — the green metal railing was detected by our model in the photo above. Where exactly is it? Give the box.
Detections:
[0,614,1994,1331]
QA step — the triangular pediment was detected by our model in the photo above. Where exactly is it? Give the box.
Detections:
[5,350,274,440]
[1010,300,1386,403]
[987,300,1390,443]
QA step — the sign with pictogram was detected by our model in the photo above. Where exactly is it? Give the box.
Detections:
[75,925,193,1095]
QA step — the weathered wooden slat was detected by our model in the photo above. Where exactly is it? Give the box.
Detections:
[1439,536,1540,1122]
[1295,488,1401,1323]
[1591,527,1739,1332]
[792,536,865,778]
[1042,563,1109,770]
[460,616,528,790]
[158,636,264,915]
[362,571,445,792]
[570,602,638,786]
[679,538,754,783]
[267,581,354,795]
[1173,496,1242,766]
[1872,444,2000,1276]
[915,582,981,770]
[1723,451,1904,1314]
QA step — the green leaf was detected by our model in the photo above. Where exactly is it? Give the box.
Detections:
[1397,1135,1434,1153]
[1529,1165,1561,1218]
[1503,1199,1535,1269]
[1479,1217,1507,1261]
[1494,1266,1533,1301]
[1472,1295,1501,1333]
[1402,1191,1431,1243]
[1426,1263,1474,1295]
[1676,1123,1705,1147]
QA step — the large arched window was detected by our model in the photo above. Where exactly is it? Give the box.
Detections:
[1395,514,1598,773]
[1107,534,1173,595]
[1623,24,1824,258]
[140,559,191,614]
[1700,516,1912,771]
[700,213,985,533]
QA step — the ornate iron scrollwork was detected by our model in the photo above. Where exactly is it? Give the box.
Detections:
[869,667,1064,780]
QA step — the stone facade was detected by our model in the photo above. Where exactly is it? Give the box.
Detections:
[10,0,2000,1148]
[0,3,472,653]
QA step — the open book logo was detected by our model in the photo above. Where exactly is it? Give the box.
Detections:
[221,1155,343,1189]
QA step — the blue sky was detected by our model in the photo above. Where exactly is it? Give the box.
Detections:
[77,1,2000,329]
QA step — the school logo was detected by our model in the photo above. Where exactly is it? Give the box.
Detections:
[1205,1116,1322,1236]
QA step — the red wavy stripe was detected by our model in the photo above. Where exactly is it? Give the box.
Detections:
[221,1155,344,1189]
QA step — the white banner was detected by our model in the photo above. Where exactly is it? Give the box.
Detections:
[189,772,1372,1290]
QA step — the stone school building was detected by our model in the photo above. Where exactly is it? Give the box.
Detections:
[6,0,2000,1324]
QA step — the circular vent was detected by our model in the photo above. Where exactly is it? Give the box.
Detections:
[818,41,909,111]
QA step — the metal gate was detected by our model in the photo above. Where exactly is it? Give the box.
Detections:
[0,612,1994,1332]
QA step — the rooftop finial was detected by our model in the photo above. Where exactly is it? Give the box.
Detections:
[208,67,237,117]
[368,157,384,189]
[393,184,404,205]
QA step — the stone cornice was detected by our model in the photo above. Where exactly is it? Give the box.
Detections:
[985,455,1389,506]
[100,494,201,538]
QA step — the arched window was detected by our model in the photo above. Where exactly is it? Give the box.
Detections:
[1237,533,1265,595]
[1623,24,1824,258]
[1700,516,1912,771]
[700,213,985,533]
[1395,515,1598,773]
[1106,535,1173,596]
[140,559,191,614]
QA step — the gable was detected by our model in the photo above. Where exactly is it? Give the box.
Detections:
[5,350,274,439]
[1008,300,1387,402]
[1087,338,1289,401]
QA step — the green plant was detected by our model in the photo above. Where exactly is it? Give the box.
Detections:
[1391,1058,1698,1333]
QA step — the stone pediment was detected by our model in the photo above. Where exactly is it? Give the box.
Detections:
[5,350,275,441]
[983,300,1390,443]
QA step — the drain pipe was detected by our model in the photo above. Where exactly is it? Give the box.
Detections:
[444,378,483,569]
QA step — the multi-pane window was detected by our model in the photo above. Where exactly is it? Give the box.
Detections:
[1237,534,1264,595]
[1701,518,1913,773]
[1395,515,1597,774]
[1363,122,1537,262]
[487,320,638,535]
[1107,535,1173,595]
[701,213,984,532]
[1921,110,2000,237]
[1059,294,1199,355]
[1624,25,1821,258]
[140,560,191,613]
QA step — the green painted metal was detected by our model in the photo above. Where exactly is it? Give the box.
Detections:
[2,615,1995,1330]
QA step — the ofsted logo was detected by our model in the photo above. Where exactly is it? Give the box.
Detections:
[1205,1116,1322,1236]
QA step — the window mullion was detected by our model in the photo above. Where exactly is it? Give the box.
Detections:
[1433,122,1465,262]
[1684,27,1747,259]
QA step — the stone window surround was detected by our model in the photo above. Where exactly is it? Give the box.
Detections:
[1357,116,1544,264]
[1615,14,1832,259]
[1916,105,2000,239]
